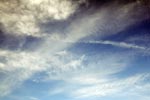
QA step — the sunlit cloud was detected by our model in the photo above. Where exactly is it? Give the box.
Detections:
[0,0,149,100]
[0,0,85,36]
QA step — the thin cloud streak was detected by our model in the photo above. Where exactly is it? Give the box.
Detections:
[83,40,146,50]
[52,39,146,50]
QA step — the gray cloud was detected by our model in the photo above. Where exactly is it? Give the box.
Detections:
[0,0,85,36]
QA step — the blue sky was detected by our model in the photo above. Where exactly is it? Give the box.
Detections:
[0,0,150,100]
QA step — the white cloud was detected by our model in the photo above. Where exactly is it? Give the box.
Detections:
[0,50,48,96]
[82,40,146,50]
[29,97,40,100]
[0,45,136,97]
[45,1,149,47]
[44,52,150,99]
[45,53,131,93]
[70,74,150,98]
[0,0,149,98]
[0,49,85,96]
[46,67,150,99]
[0,0,85,36]
[0,0,147,41]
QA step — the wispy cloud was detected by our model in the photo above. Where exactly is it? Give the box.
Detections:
[45,52,150,99]
[53,39,146,50]
[82,40,146,50]
[0,49,84,96]
[29,97,40,100]
[0,0,149,99]
[45,53,131,94]
[71,74,150,98]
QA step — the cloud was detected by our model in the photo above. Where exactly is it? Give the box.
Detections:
[0,0,85,36]
[0,50,47,96]
[44,1,149,46]
[45,53,131,93]
[45,52,150,99]
[0,49,85,96]
[0,43,147,97]
[71,74,149,98]
[53,39,147,51]
[82,40,146,50]
[47,69,150,99]
[29,97,40,100]
[0,0,149,98]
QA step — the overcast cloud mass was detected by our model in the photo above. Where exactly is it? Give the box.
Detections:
[0,0,150,100]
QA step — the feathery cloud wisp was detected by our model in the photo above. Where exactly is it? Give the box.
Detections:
[83,40,146,50]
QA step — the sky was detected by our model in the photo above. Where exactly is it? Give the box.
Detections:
[0,0,150,100]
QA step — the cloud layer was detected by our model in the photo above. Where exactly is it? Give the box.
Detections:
[0,0,150,100]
